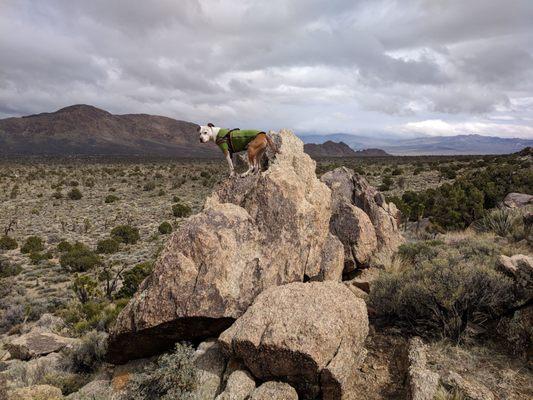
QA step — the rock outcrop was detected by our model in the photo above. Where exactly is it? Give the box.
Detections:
[497,254,533,298]
[107,130,345,363]
[215,370,256,400]
[6,327,78,360]
[219,282,368,399]
[321,167,403,273]
[193,340,227,400]
[503,192,533,208]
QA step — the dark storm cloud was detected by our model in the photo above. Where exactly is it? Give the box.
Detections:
[0,0,532,137]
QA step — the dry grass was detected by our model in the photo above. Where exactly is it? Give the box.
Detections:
[427,341,533,400]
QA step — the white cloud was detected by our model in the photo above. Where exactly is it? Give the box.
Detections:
[0,0,532,138]
[398,119,533,139]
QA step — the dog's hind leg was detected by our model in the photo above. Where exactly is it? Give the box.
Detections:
[240,150,255,177]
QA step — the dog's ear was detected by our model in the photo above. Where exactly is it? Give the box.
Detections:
[196,126,201,132]
[207,122,214,128]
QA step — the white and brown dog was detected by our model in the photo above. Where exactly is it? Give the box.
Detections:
[198,123,277,177]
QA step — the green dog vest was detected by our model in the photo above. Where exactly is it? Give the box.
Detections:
[216,129,263,154]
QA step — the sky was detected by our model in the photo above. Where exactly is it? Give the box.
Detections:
[1,0,533,139]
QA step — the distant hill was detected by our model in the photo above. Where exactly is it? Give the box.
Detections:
[0,105,218,157]
[304,141,357,157]
[353,148,390,157]
[299,133,533,155]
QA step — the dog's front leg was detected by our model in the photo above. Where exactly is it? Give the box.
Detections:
[225,151,235,177]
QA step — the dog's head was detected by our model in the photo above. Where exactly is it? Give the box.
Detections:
[198,123,215,143]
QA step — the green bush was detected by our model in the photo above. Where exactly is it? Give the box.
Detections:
[127,343,197,400]
[158,222,173,235]
[379,176,393,192]
[21,236,44,254]
[369,238,515,341]
[57,240,73,253]
[0,258,22,278]
[60,242,102,272]
[0,236,17,250]
[29,251,53,265]
[67,188,83,200]
[116,262,153,299]
[474,208,519,238]
[96,238,120,254]
[172,203,192,218]
[104,194,119,204]
[111,225,140,244]
[62,330,108,374]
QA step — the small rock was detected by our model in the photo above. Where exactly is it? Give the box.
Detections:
[497,254,532,297]
[441,371,494,400]
[346,268,380,293]
[215,370,256,400]
[249,381,298,400]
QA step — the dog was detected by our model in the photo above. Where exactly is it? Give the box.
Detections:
[198,123,277,177]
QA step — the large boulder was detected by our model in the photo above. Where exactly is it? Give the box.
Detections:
[497,254,533,298]
[218,281,368,400]
[321,167,403,272]
[107,130,344,363]
[503,192,533,208]
[215,370,256,400]
[5,328,78,360]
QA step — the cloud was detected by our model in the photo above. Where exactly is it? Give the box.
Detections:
[398,119,533,139]
[0,0,532,138]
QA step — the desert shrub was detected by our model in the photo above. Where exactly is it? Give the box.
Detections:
[172,195,181,203]
[67,188,83,200]
[105,194,119,204]
[60,298,126,335]
[21,236,44,253]
[379,176,393,191]
[72,274,101,304]
[96,238,120,254]
[0,235,17,250]
[126,343,197,400]
[43,372,89,396]
[398,240,443,264]
[111,225,140,244]
[158,189,166,196]
[57,240,73,253]
[397,162,532,230]
[60,242,102,272]
[29,251,53,265]
[143,181,156,191]
[474,207,521,238]
[172,203,192,218]
[158,222,173,235]
[369,238,515,341]
[52,190,63,199]
[84,178,95,187]
[0,258,22,278]
[116,262,153,299]
[62,330,108,374]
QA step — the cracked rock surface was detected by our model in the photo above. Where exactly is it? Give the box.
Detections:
[107,130,345,363]
[218,281,368,400]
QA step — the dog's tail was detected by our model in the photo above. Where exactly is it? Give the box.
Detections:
[265,133,279,154]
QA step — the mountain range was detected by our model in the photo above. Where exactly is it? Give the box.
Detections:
[299,133,533,155]
[0,104,217,158]
[1,105,531,157]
